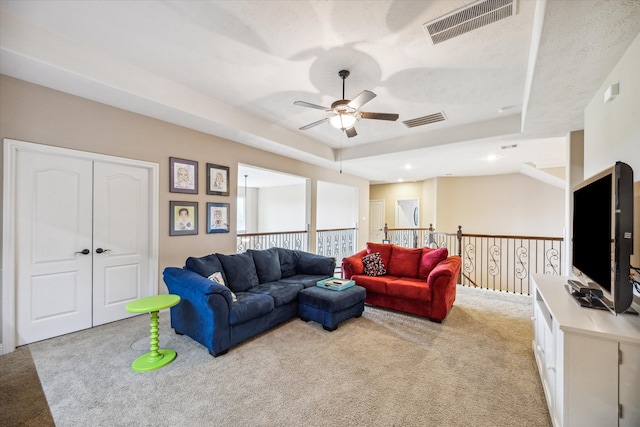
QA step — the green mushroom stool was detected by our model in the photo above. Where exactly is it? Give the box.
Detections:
[125,294,181,372]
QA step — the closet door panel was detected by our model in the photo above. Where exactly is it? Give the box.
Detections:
[16,151,93,345]
[92,161,153,325]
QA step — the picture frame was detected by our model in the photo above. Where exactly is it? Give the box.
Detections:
[170,201,198,236]
[206,163,230,196]
[170,157,198,194]
[207,202,230,233]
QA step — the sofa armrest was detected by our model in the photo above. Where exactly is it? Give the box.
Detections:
[427,256,462,320]
[162,267,233,355]
[342,249,367,279]
[163,267,234,305]
[294,251,336,276]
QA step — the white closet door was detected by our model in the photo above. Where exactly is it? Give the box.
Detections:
[16,151,93,345]
[92,161,153,325]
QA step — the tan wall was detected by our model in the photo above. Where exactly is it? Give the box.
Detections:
[370,182,428,229]
[0,75,370,297]
[371,174,565,238]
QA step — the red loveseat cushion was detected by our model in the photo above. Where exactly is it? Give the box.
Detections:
[366,242,393,267]
[418,247,449,279]
[386,277,432,301]
[351,274,394,294]
[386,246,422,278]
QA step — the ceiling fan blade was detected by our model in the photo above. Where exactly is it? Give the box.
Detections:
[347,90,376,110]
[299,117,329,130]
[360,112,399,121]
[345,127,357,138]
[294,100,330,111]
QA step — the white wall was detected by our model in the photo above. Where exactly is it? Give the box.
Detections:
[583,31,640,297]
[317,181,358,229]
[258,184,306,232]
[584,32,640,179]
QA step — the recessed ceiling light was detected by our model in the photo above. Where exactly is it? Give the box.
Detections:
[487,154,498,161]
[397,178,404,182]
[404,164,412,170]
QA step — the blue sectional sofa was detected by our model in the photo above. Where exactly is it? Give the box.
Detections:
[163,247,336,356]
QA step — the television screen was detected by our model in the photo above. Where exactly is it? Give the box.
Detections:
[572,174,612,292]
[571,161,634,314]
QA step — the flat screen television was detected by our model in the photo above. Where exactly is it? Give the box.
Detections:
[572,161,635,314]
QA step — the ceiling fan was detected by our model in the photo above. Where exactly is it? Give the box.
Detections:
[294,70,399,138]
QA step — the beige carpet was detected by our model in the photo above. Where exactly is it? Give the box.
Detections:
[27,285,551,426]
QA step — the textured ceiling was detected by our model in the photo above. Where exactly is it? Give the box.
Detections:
[1,0,639,186]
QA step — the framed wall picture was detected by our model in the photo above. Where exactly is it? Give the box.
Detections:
[207,202,230,233]
[206,163,229,196]
[170,201,198,236]
[170,157,198,194]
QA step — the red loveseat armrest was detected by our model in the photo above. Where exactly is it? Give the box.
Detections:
[342,249,367,278]
[427,255,462,321]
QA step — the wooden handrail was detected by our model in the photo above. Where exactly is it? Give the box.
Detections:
[317,227,357,232]
[237,230,307,237]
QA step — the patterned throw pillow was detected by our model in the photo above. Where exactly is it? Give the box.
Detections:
[207,272,237,302]
[362,252,386,276]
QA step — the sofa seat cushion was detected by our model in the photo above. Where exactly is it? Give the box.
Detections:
[279,274,332,288]
[351,274,397,294]
[249,248,282,283]
[387,246,422,278]
[230,292,275,325]
[387,277,432,301]
[216,252,259,292]
[248,281,304,307]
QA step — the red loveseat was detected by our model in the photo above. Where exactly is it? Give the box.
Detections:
[342,242,462,322]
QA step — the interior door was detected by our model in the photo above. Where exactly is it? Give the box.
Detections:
[16,151,94,345]
[92,161,153,325]
[369,200,385,242]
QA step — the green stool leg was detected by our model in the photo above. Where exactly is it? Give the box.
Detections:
[131,310,176,372]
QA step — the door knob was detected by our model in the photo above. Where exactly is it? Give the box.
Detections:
[95,248,111,254]
[74,249,90,255]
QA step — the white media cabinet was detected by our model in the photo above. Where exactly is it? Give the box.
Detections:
[531,274,640,427]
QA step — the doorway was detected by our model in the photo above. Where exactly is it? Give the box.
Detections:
[396,198,419,228]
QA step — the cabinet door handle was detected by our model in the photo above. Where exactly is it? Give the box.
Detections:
[74,249,90,255]
[546,365,555,373]
[95,248,111,254]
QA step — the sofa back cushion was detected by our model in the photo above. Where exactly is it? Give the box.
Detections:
[248,248,282,283]
[295,251,336,276]
[185,254,227,284]
[366,242,393,267]
[276,248,299,278]
[216,252,259,292]
[386,246,422,278]
[418,247,449,279]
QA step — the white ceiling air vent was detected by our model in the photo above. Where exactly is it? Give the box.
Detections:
[423,0,516,45]
[402,112,447,128]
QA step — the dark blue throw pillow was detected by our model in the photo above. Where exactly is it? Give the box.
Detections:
[276,248,299,278]
[185,254,227,284]
[216,252,259,292]
[248,248,282,283]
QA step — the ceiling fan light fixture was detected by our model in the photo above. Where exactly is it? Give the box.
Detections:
[330,113,357,130]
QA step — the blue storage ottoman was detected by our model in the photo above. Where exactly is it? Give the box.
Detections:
[298,285,366,331]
